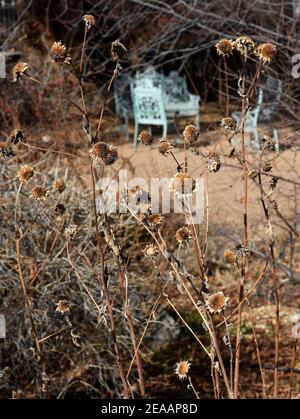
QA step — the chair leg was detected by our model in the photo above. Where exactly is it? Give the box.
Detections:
[134,123,138,149]
[162,122,167,139]
[273,128,279,154]
[254,129,260,151]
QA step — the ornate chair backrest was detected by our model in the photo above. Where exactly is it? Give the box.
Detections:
[134,66,164,90]
[130,83,166,125]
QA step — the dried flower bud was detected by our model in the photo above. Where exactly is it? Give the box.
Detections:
[223,249,237,264]
[183,124,199,143]
[56,299,70,314]
[111,40,127,61]
[206,291,229,314]
[175,226,192,244]
[102,145,118,165]
[138,131,153,145]
[175,361,191,380]
[143,244,158,258]
[215,39,234,57]
[9,129,25,144]
[83,14,96,31]
[235,36,256,57]
[206,153,221,173]
[49,41,71,64]
[54,178,66,193]
[256,43,276,64]
[220,117,237,131]
[158,139,173,156]
[170,173,196,196]
[12,63,29,82]
[31,186,49,201]
[17,165,34,183]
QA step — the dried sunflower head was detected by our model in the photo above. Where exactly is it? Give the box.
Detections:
[220,117,237,131]
[12,63,29,82]
[49,41,71,64]
[215,39,234,57]
[256,43,276,64]
[9,129,25,144]
[30,186,49,201]
[102,145,118,165]
[235,36,256,57]
[142,244,158,258]
[17,165,34,183]
[175,226,192,244]
[158,138,173,156]
[206,291,229,314]
[206,153,221,173]
[183,124,199,144]
[175,361,191,380]
[111,39,127,61]
[148,213,164,228]
[169,172,196,196]
[89,142,108,163]
[83,14,96,31]
[0,144,16,158]
[138,131,153,145]
[56,299,70,314]
[54,178,66,193]
[223,249,237,264]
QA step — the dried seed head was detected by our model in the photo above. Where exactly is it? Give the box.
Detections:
[102,145,118,165]
[158,138,173,156]
[235,36,256,57]
[9,129,25,144]
[169,172,196,196]
[270,177,278,190]
[111,39,127,61]
[65,223,78,241]
[223,249,237,264]
[206,291,229,314]
[54,178,66,193]
[143,244,158,258]
[206,153,221,173]
[220,117,237,131]
[56,299,70,314]
[138,131,153,145]
[215,39,234,57]
[55,203,66,216]
[183,124,199,143]
[12,62,29,82]
[0,144,15,158]
[89,142,108,163]
[148,213,164,227]
[175,226,192,244]
[256,43,276,64]
[83,14,96,31]
[49,41,71,64]
[262,161,272,172]
[17,165,34,183]
[175,361,191,380]
[30,186,49,201]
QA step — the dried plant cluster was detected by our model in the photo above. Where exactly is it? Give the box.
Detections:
[0,6,300,401]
